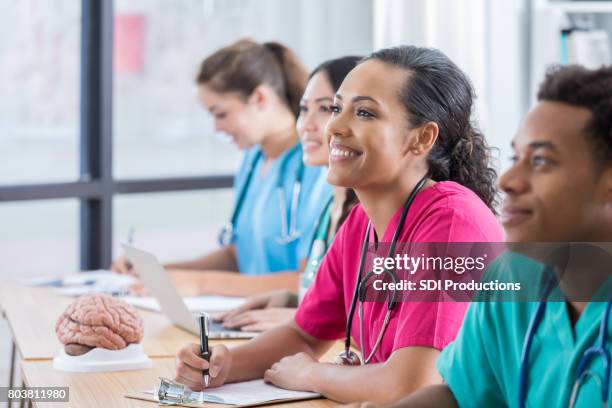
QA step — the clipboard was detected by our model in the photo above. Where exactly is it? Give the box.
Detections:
[124,377,322,407]
[125,391,322,408]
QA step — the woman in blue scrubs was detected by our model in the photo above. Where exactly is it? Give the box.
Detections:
[112,39,331,288]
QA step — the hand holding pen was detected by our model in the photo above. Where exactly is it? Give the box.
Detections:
[175,312,232,390]
[199,313,211,387]
[175,340,233,391]
[110,228,138,276]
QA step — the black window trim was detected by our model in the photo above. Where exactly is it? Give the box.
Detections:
[0,0,233,269]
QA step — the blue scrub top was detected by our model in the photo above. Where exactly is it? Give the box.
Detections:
[232,144,331,275]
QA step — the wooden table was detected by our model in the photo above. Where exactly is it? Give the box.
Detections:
[1,281,343,407]
[0,281,198,360]
[20,358,338,408]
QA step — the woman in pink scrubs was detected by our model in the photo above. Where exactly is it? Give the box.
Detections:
[174,46,504,404]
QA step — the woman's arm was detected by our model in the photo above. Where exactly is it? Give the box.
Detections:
[111,246,239,276]
[167,257,306,297]
[348,385,458,408]
[226,320,334,382]
[164,245,239,272]
[168,270,300,297]
[265,346,443,405]
[175,320,334,390]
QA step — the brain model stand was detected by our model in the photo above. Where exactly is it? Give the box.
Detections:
[53,293,152,372]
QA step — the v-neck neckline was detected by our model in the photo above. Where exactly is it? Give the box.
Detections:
[367,184,433,247]
[549,301,600,349]
[368,207,403,251]
[258,143,299,180]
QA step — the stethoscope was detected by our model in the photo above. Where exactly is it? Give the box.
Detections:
[307,196,334,255]
[519,277,611,408]
[218,148,304,247]
[336,175,428,366]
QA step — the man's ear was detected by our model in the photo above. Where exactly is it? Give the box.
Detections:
[401,122,439,156]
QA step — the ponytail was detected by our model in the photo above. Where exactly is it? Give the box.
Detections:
[263,42,309,116]
[196,39,308,117]
[366,46,498,212]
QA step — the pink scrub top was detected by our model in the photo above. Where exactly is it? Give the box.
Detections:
[294,181,504,363]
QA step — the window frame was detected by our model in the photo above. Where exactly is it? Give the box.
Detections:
[0,0,232,269]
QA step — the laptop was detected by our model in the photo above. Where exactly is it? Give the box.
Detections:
[122,244,257,339]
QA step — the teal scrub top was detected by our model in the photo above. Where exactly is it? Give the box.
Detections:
[298,197,333,301]
[232,144,331,275]
[437,254,612,408]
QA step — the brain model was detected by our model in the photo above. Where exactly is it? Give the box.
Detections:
[55,294,144,355]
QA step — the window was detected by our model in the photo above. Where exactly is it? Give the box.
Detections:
[0,0,80,185]
[0,1,234,271]
[113,190,233,262]
[113,0,251,179]
[0,200,79,277]
[0,0,375,272]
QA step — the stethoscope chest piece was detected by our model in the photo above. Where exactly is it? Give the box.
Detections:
[217,223,234,246]
[334,349,362,366]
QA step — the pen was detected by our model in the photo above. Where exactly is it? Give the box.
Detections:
[125,228,135,272]
[127,227,135,246]
[199,313,210,387]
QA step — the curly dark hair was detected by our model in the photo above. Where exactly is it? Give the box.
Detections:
[365,46,498,212]
[537,64,612,168]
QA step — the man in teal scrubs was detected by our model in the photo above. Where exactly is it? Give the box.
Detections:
[352,65,612,407]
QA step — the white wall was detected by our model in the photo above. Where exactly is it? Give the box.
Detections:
[487,0,532,172]
[373,0,531,175]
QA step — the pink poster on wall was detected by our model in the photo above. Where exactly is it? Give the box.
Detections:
[114,14,144,74]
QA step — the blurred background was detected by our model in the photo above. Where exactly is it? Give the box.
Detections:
[1,0,611,385]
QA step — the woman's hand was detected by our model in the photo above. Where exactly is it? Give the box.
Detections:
[222,308,296,332]
[214,290,297,331]
[263,352,318,391]
[175,343,232,391]
[216,290,297,320]
[110,255,138,277]
[215,290,297,332]
[126,281,149,296]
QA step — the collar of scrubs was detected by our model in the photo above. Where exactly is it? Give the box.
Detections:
[528,300,611,407]
[302,198,334,285]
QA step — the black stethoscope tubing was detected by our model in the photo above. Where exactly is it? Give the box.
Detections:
[342,174,429,362]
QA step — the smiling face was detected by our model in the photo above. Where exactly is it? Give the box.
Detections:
[296,71,335,166]
[197,84,263,149]
[498,101,612,242]
[325,59,420,189]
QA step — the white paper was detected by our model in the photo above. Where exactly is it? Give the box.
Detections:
[123,295,245,313]
[25,271,137,297]
[62,270,136,286]
[203,380,318,405]
[150,379,318,406]
[21,275,65,286]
